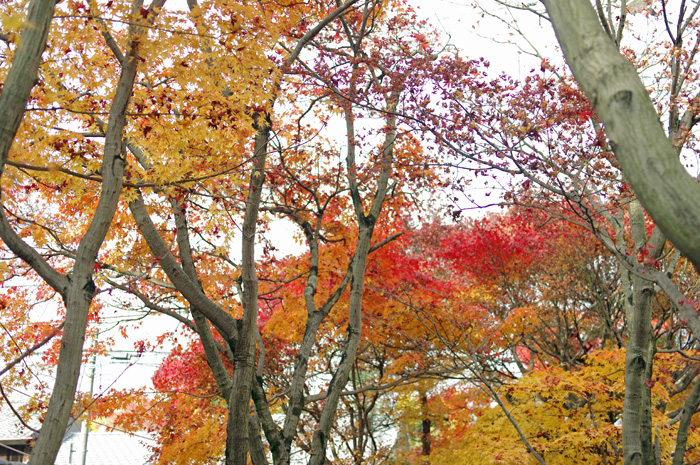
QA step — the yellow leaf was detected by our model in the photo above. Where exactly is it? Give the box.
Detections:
[1,12,25,32]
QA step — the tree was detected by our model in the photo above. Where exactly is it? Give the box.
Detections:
[0,0,364,463]
[381,208,625,460]
[12,1,700,464]
[109,228,452,464]
[0,1,169,463]
[462,3,700,463]
[378,204,700,464]
[46,1,456,464]
[540,1,700,270]
[380,4,700,460]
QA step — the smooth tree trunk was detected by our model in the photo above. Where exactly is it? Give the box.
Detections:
[27,13,140,464]
[307,91,397,465]
[623,273,655,465]
[672,375,700,465]
[619,201,663,465]
[0,0,56,172]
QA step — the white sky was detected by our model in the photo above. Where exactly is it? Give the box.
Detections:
[415,0,560,75]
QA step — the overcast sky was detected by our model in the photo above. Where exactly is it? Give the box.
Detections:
[413,0,560,76]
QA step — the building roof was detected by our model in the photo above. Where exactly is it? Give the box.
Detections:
[0,400,154,464]
[0,406,39,442]
[55,431,153,465]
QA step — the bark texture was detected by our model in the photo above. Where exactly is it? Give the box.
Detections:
[225,120,269,465]
[0,0,56,173]
[542,0,700,270]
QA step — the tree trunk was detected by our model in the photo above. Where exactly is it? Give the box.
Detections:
[0,0,56,172]
[307,89,397,465]
[225,120,269,465]
[672,373,700,465]
[622,273,654,465]
[23,2,162,462]
[618,202,665,465]
[420,392,431,460]
[541,0,700,270]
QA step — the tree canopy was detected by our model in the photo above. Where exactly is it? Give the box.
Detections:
[2,0,700,465]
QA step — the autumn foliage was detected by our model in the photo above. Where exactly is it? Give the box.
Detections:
[4,0,700,465]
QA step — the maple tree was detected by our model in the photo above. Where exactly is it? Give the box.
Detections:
[7,0,700,464]
[426,349,697,465]
[0,0,367,463]
[17,1,458,464]
[0,0,167,463]
[120,231,447,464]
[382,209,615,458]
[151,205,624,463]
[368,204,700,465]
[128,4,459,460]
[358,1,700,461]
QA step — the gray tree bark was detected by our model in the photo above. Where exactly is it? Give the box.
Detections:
[26,4,141,461]
[307,91,397,465]
[0,0,56,174]
[225,119,269,465]
[542,0,700,271]
[617,201,664,465]
[672,374,700,465]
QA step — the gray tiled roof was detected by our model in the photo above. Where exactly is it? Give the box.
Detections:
[0,406,39,441]
[55,431,153,465]
[0,401,153,464]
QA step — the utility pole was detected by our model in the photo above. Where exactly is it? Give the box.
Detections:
[77,335,98,465]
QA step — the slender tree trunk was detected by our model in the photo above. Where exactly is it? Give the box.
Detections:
[28,47,135,465]
[642,340,656,465]
[307,226,369,465]
[621,201,664,465]
[24,2,164,462]
[672,373,700,465]
[420,392,431,460]
[622,273,654,465]
[226,120,269,465]
[307,90,397,465]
